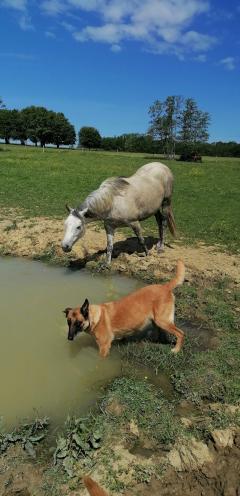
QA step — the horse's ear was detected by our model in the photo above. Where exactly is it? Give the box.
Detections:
[80,207,88,217]
[66,204,73,213]
[81,299,89,319]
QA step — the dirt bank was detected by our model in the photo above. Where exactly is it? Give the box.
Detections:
[0,210,239,285]
[1,427,240,496]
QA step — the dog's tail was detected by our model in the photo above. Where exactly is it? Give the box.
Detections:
[83,476,109,496]
[165,204,177,238]
[168,260,185,290]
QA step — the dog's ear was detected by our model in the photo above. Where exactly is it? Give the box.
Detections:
[63,307,72,317]
[81,299,89,319]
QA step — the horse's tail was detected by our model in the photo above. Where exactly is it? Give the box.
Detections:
[162,200,176,237]
[83,476,109,496]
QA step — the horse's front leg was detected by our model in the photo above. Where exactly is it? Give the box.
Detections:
[104,222,115,266]
[130,221,148,256]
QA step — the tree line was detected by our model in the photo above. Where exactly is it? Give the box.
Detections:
[78,96,211,157]
[78,129,240,157]
[78,96,240,157]
[0,102,76,148]
[1,96,239,156]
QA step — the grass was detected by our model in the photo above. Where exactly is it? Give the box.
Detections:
[0,145,239,251]
[104,376,181,446]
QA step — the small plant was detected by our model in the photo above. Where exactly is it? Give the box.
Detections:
[54,416,102,477]
[133,464,154,484]
[4,220,18,232]
[0,417,49,457]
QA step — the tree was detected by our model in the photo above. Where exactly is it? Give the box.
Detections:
[0,97,5,109]
[11,109,28,145]
[122,133,153,153]
[148,96,183,158]
[21,106,53,147]
[78,127,102,149]
[179,98,210,149]
[50,112,76,148]
[0,109,14,144]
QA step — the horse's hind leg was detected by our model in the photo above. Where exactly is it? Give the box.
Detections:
[130,221,148,256]
[155,210,165,252]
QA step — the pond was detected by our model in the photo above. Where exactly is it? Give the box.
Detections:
[0,257,142,428]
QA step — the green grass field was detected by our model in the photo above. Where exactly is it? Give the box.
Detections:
[0,145,240,493]
[0,145,239,251]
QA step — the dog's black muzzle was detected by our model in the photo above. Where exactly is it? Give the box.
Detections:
[68,321,83,341]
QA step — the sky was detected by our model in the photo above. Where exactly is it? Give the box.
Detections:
[0,0,239,141]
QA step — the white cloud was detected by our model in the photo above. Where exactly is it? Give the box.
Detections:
[45,30,56,38]
[1,0,217,59]
[1,0,27,10]
[41,0,66,15]
[74,23,121,43]
[194,53,207,62]
[67,0,216,57]
[181,31,215,51]
[219,56,236,71]
[18,13,34,30]
[1,0,34,30]
[111,43,121,52]
[0,52,35,59]
[61,20,75,32]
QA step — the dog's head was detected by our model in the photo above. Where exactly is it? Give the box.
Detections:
[63,298,90,341]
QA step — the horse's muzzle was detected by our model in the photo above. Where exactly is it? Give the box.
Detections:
[62,243,71,253]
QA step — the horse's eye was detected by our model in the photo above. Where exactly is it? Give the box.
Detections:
[77,226,81,230]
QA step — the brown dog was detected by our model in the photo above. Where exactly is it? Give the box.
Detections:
[64,260,185,357]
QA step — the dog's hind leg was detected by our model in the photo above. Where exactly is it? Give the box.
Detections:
[130,221,148,255]
[153,314,185,353]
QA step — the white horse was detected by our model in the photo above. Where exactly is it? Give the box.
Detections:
[62,162,176,265]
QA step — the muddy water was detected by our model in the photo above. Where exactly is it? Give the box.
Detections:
[0,257,142,428]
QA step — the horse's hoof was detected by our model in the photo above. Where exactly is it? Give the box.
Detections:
[156,245,164,254]
[96,262,111,272]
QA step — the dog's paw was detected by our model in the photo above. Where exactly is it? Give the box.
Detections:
[171,347,180,354]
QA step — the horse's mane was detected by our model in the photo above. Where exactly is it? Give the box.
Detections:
[77,177,129,218]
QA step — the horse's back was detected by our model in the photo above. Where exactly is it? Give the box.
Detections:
[127,162,173,197]
[110,162,174,222]
[132,162,173,180]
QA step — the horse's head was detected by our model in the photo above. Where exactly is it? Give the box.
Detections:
[61,205,88,253]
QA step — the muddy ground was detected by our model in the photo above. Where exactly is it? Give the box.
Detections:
[1,424,240,496]
[0,210,239,284]
[0,209,240,496]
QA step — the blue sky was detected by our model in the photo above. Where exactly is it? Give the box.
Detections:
[0,0,239,141]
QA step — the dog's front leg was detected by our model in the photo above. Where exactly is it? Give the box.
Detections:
[99,342,112,358]
[96,335,113,358]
